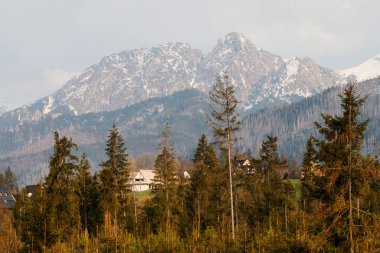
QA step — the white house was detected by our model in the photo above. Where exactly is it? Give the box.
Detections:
[129,169,191,192]
[183,170,191,179]
[129,169,155,192]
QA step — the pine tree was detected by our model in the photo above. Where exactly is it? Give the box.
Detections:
[98,161,118,216]
[45,132,80,241]
[255,136,289,223]
[151,122,178,239]
[188,134,224,236]
[188,134,209,238]
[19,183,53,252]
[258,136,283,176]
[99,124,131,228]
[87,173,102,235]
[76,153,93,231]
[301,137,320,210]
[302,137,317,170]
[209,72,240,240]
[311,83,378,251]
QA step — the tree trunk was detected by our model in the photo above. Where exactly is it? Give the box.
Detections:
[227,128,235,240]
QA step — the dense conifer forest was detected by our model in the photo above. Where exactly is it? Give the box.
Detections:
[1,75,380,252]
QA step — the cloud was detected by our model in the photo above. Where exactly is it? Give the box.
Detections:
[43,69,78,90]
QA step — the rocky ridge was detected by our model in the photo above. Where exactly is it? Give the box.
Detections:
[0,32,345,126]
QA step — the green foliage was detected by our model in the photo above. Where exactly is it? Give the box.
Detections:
[76,153,93,231]
[300,136,324,211]
[135,190,152,202]
[98,123,132,229]
[87,173,102,235]
[187,134,225,235]
[17,183,55,252]
[45,132,80,241]
[289,179,302,202]
[150,122,179,235]
[237,135,297,243]
[302,83,380,251]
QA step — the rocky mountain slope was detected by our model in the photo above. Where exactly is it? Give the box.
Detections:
[0,32,344,125]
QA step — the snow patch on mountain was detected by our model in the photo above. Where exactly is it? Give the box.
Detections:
[283,58,301,85]
[43,96,55,114]
[340,54,380,82]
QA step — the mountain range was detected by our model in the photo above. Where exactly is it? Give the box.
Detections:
[1,32,379,185]
[3,32,345,123]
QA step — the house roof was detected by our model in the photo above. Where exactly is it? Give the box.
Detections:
[235,159,251,167]
[26,185,39,195]
[129,169,156,185]
[139,170,155,182]
[0,189,16,209]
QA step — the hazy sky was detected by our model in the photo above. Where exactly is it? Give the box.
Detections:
[1,0,379,108]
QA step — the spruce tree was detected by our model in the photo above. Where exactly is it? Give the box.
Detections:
[256,136,290,223]
[188,134,224,236]
[76,153,93,231]
[45,132,80,241]
[311,83,378,251]
[302,137,317,170]
[151,122,178,238]
[258,136,283,176]
[300,137,324,212]
[18,183,54,252]
[99,124,131,228]
[87,173,102,235]
[189,134,209,237]
[209,72,240,240]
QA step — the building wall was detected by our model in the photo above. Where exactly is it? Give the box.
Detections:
[131,184,150,192]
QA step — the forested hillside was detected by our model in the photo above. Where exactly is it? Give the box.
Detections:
[240,77,380,160]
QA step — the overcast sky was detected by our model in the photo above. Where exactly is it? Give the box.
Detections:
[1,0,379,108]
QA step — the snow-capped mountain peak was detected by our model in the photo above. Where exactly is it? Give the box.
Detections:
[0,32,346,123]
[340,53,380,82]
[215,32,256,53]
[246,55,342,111]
